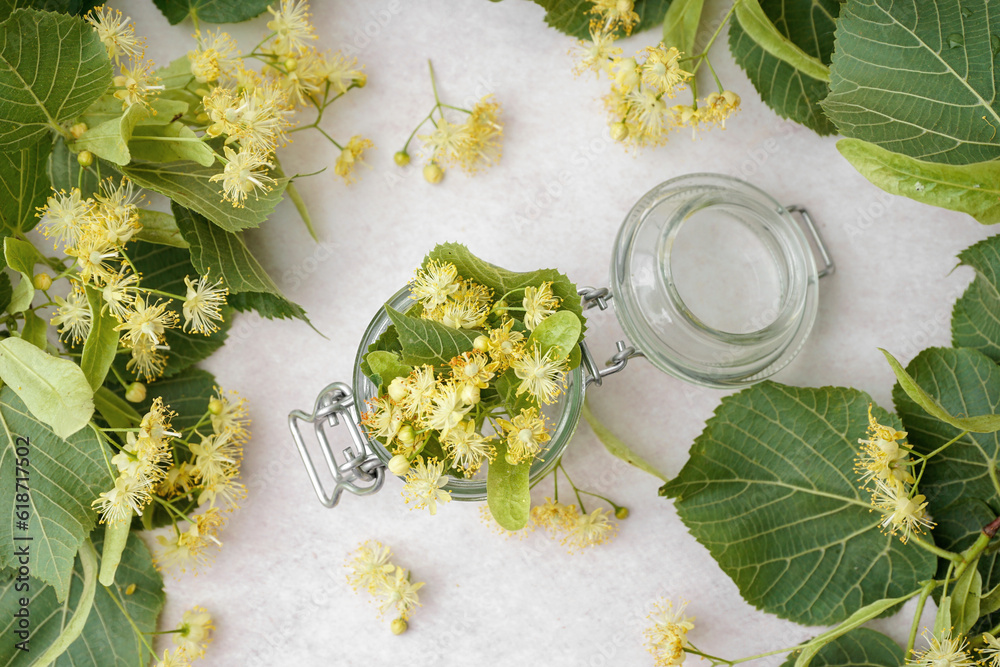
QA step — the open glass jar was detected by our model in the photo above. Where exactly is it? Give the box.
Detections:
[290,173,834,508]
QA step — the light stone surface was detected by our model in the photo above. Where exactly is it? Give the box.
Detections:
[118,0,996,664]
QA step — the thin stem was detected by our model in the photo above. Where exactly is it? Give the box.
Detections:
[428,59,442,106]
[909,533,962,562]
[906,581,935,657]
[401,108,437,153]
[110,364,131,391]
[558,463,587,513]
[704,57,724,93]
[691,1,738,76]
[913,430,969,462]
[579,488,623,511]
[137,287,185,301]
[154,495,196,524]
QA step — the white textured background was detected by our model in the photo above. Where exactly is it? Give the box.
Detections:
[117,0,998,664]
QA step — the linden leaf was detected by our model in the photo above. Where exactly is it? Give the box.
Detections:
[151,0,271,25]
[953,235,1000,359]
[789,628,905,667]
[0,134,51,234]
[386,306,480,367]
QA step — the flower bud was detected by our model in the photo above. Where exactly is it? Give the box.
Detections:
[610,122,629,142]
[125,382,147,403]
[615,506,630,520]
[208,397,224,415]
[423,162,444,184]
[397,424,415,445]
[354,73,367,88]
[615,58,640,88]
[473,335,490,352]
[70,122,88,139]
[390,618,408,635]
[388,454,410,477]
[394,150,411,167]
[32,273,52,291]
[284,58,298,72]
[387,377,408,402]
[77,150,94,167]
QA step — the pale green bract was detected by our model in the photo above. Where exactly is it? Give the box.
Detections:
[787,628,904,667]
[487,439,531,531]
[661,0,704,56]
[733,0,830,82]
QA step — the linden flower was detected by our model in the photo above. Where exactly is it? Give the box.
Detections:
[51,287,92,344]
[671,104,704,138]
[114,58,163,109]
[871,479,934,543]
[531,498,579,534]
[419,118,472,167]
[39,188,92,250]
[361,396,405,443]
[485,318,526,368]
[203,86,240,138]
[198,475,247,509]
[191,431,242,487]
[209,388,250,441]
[908,630,975,667]
[565,507,617,551]
[86,6,143,63]
[411,260,460,310]
[116,294,178,346]
[450,351,498,389]
[979,632,1000,667]
[856,404,914,488]
[173,607,214,658]
[461,96,504,172]
[188,29,240,83]
[69,232,119,285]
[231,89,289,154]
[575,27,621,75]
[154,648,191,667]
[645,599,695,667]
[701,91,741,129]
[627,87,672,145]
[127,337,169,381]
[442,420,495,476]
[266,0,316,56]
[498,407,550,465]
[158,462,197,497]
[91,474,151,524]
[210,146,277,207]
[93,177,142,245]
[375,565,425,620]
[183,274,229,334]
[589,0,640,33]
[322,51,366,94]
[522,281,560,330]
[334,135,375,184]
[400,365,438,417]
[423,383,472,439]
[511,344,568,405]
[346,540,395,593]
[401,457,451,515]
[438,298,490,330]
[640,45,690,95]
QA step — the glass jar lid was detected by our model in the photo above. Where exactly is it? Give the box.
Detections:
[610,173,822,388]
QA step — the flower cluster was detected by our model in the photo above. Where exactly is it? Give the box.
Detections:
[87,6,162,110]
[574,0,740,147]
[644,599,695,667]
[346,540,424,634]
[396,62,504,184]
[855,405,933,543]
[906,630,975,667]
[39,180,228,382]
[155,606,215,666]
[531,497,618,552]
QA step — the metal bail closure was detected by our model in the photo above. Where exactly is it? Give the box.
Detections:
[289,382,385,508]
[578,286,644,387]
[786,205,835,279]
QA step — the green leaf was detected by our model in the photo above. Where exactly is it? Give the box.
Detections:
[135,208,188,248]
[386,306,480,367]
[426,242,585,343]
[0,272,12,315]
[80,285,118,391]
[953,235,1000,359]
[793,599,912,667]
[527,0,671,40]
[365,351,411,387]
[152,0,271,25]
[0,337,94,438]
[982,578,1000,617]
[93,385,140,429]
[73,102,147,166]
[79,94,187,129]
[115,241,229,379]
[360,325,401,384]
[0,387,113,600]
[0,528,165,666]
[729,0,839,135]
[0,134,51,233]
[787,628,904,667]
[948,561,982,636]
[173,202,308,323]
[527,310,581,359]
[487,438,531,531]
[128,122,215,166]
[31,539,97,666]
[123,366,215,431]
[0,9,111,151]
[824,0,1000,165]
[4,236,37,312]
[837,139,1000,224]
[121,158,286,232]
[881,348,1000,433]
[581,401,669,482]
[891,347,1000,515]
[662,0,704,56]
[48,136,98,197]
[661,382,936,626]
[733,0,830,81]
[19,307,45,349]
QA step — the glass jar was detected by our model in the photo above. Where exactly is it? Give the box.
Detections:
[290,173,833,509]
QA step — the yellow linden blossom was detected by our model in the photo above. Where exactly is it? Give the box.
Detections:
[461,96,504,172]
[92,177,142,245]
[701,91,741,129]
[498,407,550,465]
[908,630,975,667]
[575,27,622,75]
[589,0,640,34]
[419,118,471,168]
[523,281,560,330]
[113,57,163,110]
[411,260,460,310]
[322,51,366,94]
[346,540,395,593]
[979,632,1000,667]
[209,388,251,442]
[437,297,491,330]
[191,430,242,487]
[640,45,690,95]
[91,474,150,524]
[450,351,498,389]
[361,395,405,444]
[399,365,438,418]
[565,507,617,551]
[483,318,526,368]
[188,29,240,83]
[158,462,197,497]
[334,135,375,184]
[401,457,451,515]
[38,188,93,250]
[154,648,190,667]
[203,86,241,138]
[127,337,169,381]
[116,293,179,346]
[422,383,473,439]
[442,420,495,476]
[626,87,672,145]
[266,0,316,56]
[101,267,138,321]
[856,404,914,489]
[871,479,934,543]
[375,565,425,620]
[86,6,144,63]
[68,231,119,285]
[173,607,214,659]
[51,287,92,344]
[644,599,695,667]
[530,497,580,534]
[511,344,568,405]
[183,273,229,334]
[210,146,276,207]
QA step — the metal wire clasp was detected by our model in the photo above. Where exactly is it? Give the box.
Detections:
[578,287,644,387]
[786,205,835,279]
[289,382,385,508]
